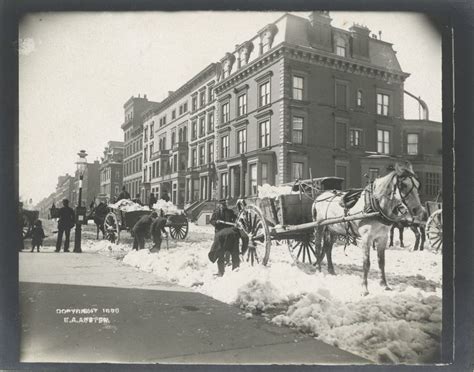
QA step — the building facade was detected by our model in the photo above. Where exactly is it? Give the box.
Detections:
[122,95,160,202]
[71,161,100,208]
[99,140,124,201]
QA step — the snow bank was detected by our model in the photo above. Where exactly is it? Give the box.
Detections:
[118,226,442,364]
[108,199,150,212]
[152,200,182,215]
[258,184,292,199]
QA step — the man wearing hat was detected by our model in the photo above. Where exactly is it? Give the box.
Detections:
[132,211,157,250]
[210,199,236,232]
[150,209,168,252]
[55,199,75,252]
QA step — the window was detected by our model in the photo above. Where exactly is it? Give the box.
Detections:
[221,173,228,198]
[192,96,198,112]
[407,133,419,155]
[250,164,257,195]
[259,120,270,148]
[199,145,205,165]
[292,117,304,144]
[152,162,156,178]
[171,132,176,146]
[208,112,214,132]
[377,93,390,116]
[259,81,270,107]
[179,105,183,115]
[148,167,151,181]
[221,135,229,158]
[208,87,214,102]
[292,76,304,100]
[208,142,214,163]
[377,129,390,154]
[221,102,230,123]
[163,115,167,125]
[200,91,206,107]
[335,122,347,149]
[191,120,197,140]
[191,148,197,167]
[149,143,154,155]
[144,146,148,163]
[336,38,346,57]
[183,127,187,142]
[368,168,379,182]
[172,110,176,120]
[237,93,247,116]
[237,128,247,154]
[261,163,268,185]
[173,154,177,172]
[292,162,304,180]
[183,102,188,113]
[425,172,441,197]
[199,116,205,137]
[336,164,347,188]
[336,83,347,109]
[350,129,362,148]
[150,123,154,138]
[144,127,148,142]
[357,90,363,107]
[156,161,160,177]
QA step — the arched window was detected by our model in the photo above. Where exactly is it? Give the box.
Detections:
[336,38,346,57]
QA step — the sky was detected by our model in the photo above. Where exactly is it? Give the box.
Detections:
[19,11,442,204]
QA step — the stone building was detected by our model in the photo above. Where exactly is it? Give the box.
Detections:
[71,161,100,209]
[99,140,124,201]
[122,95,160,202]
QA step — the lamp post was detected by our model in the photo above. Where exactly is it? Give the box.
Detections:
[74,150,88,253]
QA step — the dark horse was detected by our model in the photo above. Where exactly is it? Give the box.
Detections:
[91,202,109,239]
[312,162,423,295]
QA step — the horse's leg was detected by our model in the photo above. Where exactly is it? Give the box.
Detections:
[314,226,325,271]
[419,226,426,251]
[360,226,371,296]
[377,233,390,290]
[96,224,99,240]
[325,232,336,275]
[399,226,404,248]
[412,226,420,251]
[389,225,395,247]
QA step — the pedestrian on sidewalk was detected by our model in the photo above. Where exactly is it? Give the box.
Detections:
[30,220,46,252]
[55,199,75,252]
[132,211,157,251]
[116,186,131,202]
[150,209,168,252]
[148,192,157,209]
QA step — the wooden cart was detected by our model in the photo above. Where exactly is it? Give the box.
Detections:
[236,177,358,265]
[425,201,442,252]
[104,208,189,244]
[21,208,39,239]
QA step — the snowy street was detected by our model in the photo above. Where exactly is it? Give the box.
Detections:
[20,220,442,364]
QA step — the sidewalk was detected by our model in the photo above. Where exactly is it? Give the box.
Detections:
[19,251,369,364]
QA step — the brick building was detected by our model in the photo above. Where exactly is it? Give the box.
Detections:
[122,95,160,202]
[71,161,100,208]
[99,140,124,201]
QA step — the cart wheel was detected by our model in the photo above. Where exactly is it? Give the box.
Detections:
[169,221,189,240]
[426,209,442,252]
[22,215,31,239]
[287,232,319,265]
[236,205,271,266]
[104,212,120,244]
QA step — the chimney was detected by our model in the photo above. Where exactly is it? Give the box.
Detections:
[144,94,147,99]
[378,31,382,40]
[309,11,332,27]
[168,91,174,97]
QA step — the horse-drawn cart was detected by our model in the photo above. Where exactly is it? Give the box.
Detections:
[104,207,189,244]
[425,200,442,252]
[235,177,353,265]
[21,208,39,239]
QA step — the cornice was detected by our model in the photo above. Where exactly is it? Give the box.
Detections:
[233,84,249,94]
[217,125,232,134]
[232,119,249,129]
[218,93,232,102]
[255,70,274,83]
[255,108,273,119]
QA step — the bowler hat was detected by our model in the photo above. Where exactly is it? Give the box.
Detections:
[219,199,227,203]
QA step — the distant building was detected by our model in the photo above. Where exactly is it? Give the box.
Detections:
[99,140,124,202]
[121,94,160,203]
[71,161,100,209]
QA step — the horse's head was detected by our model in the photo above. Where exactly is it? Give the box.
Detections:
[373,161,423,222]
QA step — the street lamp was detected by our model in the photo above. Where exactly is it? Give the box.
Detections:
[73,150,88,253]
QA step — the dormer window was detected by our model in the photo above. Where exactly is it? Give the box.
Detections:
[238,41,254,67]
[259,24,278,55]
[336,38,346,57]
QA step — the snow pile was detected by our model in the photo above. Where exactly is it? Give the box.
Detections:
[108,199,150,212]
[258,184,292,199]
[118,226,442,363]
[152,200,182,215]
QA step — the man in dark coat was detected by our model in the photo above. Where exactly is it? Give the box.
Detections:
[133,193,143,206]
[132,211,157,250]
[210,199,236,232]
[150,209,168,252]
[208,227,241,276]
[55,199,75,252]
[116,186,131,202]
[148,193,157,209]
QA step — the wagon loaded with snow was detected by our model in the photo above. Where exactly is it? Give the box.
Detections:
[21,208,40,239]
[234,177,372,265]
[103,200,189,244]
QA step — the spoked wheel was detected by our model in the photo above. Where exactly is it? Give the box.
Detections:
[236,205,271,266]
[426,209,442,252]
[104,212,120,244]
[169,221,189,240]
[287,232,319,265]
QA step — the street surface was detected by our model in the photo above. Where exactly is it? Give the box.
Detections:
[19,250,369,364]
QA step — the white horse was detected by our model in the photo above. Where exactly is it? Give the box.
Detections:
[312,162,423,295]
